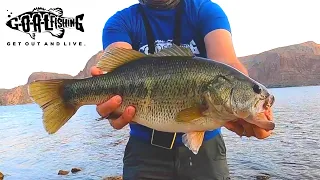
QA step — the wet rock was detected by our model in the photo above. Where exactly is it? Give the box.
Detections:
[256,173,271,180]
[0,171,4,180]
[58,170,69,175]
[71,167,81,173]
[102,176,122,180]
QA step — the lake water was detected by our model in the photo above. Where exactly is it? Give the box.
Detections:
[0,86,319,180]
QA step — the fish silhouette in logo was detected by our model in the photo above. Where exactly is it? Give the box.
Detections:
[6,7,84,40]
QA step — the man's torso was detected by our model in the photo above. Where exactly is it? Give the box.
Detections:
[110,0,222,145]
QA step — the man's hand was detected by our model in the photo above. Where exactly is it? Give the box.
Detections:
[91,66,136,130]
[223,108,274,139]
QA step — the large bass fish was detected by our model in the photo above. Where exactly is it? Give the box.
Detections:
[28,45,275,154]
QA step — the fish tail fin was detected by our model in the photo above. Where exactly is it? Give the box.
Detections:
[28,79,79,134]
[75,14,84,32]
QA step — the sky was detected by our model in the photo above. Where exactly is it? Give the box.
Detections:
[0,0,319,89]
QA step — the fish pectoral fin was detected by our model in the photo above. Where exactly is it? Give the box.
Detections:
[28,33,36,40]
[48,8,63,16]
[176,106,204,122]
[97,47,146,73]
[50,29,65,38]
[149,44,194,57]
[28,79,80,134]
[182,131,205,154]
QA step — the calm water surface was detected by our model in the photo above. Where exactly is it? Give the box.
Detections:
[0,86,319,180]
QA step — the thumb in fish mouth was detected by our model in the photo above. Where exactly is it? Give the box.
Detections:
[246,112,275,131]
[252,119,275,131]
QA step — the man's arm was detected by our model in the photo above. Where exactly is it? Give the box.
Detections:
[197,1,248,75]
[204,29,248,75]
[198,1,271,139]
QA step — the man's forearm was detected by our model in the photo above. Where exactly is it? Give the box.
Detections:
[203,30,249,76]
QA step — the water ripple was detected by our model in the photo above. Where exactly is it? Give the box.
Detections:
[0,86,320,180]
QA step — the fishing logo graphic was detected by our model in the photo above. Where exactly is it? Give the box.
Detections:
[6,7,84,40]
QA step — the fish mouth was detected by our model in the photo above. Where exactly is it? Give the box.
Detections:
[250,94,275,130]
[264,94,275,109]
[229,89,275,131]
[255,94,275,114]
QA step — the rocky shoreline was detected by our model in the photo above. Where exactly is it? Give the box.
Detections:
[0,171,271,180]
[0,169,124,180]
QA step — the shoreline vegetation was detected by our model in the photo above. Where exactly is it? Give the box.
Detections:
[1,40,320,106]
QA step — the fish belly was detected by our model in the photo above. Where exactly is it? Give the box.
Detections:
[116,96,225,133]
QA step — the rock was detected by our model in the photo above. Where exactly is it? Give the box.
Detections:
[0,72,73,106]
[27,72,73,84]
[239,41,320,88]
[0,89,8,105]
[102,176,122,180]
[58,170,69,175]
[0,171,4,180]
[0,51,102,106]
[71,167,81,173]
[74,51,103,79]
[0,85,31,105]
[256,173,271,180]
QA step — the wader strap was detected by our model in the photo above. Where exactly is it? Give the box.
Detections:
[139,1,183,54]
[138,1,184,149]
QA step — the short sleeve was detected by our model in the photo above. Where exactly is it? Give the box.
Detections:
[102,11,132,50]
[198,1,232,37]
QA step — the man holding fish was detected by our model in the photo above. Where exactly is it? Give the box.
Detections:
[28,0,275,179]
[91,0,274,179]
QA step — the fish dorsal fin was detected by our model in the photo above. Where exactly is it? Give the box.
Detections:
[48,8,63,16]
[150,44,194,57]
[96,47,146,72]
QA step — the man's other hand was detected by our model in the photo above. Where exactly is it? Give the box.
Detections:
[224,109,274,139]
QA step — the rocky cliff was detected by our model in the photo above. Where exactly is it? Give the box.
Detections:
[0,89,8,105]
[74,51,104,79]
[0,52,101,106]
[27,72,73,84]
[0,41,319,106]
[238,41,320,87]
[0,72,75,106]
[0,85,31,105]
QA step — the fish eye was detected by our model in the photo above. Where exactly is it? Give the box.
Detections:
[252,84,262,94]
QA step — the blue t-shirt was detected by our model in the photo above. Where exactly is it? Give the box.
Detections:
[102,0,232,145]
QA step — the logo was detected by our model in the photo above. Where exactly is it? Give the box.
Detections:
[139,39,200,55]
[6,7,84,40]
